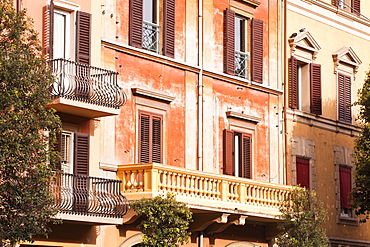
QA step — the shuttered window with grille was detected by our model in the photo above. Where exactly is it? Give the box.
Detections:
[139,111,163,163]
[223,130,252,179]
[129,0,175,57]
[332,0,360,15]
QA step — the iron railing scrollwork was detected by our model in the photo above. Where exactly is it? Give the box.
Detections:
[142,21,160,53]
[51,172,128,218]
[49,59,127,109]
[235,51,249,79]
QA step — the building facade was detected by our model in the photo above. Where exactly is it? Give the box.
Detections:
[11,0,370,246]
[284,0,370,246]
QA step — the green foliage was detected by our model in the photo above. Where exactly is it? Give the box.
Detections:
[0,0,61,245]
[276,187,330,247]
[352,72,370,222]
[131,193,193,247]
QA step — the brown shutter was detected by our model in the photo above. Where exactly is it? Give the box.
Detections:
[289,57,298,109]
[310,63,322,115]
[223,130,234,176]
[223,8,235,76]
[139,112,150,163]
[242,134,251,179]
[139,112,163,163]
[52,131,62,170]
[76,11,91,65]
[129,0,143,48]
[73,133,89,212]
[338,74,352,123]
[352,0,360,14]
[73,133,89,176]
[163,0,175,58]
[42,3,54,59]
[332,0,339,6]
[152,115,162,163]
[251,18,263,84]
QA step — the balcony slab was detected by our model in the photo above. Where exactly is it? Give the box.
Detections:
[47,97,120,118]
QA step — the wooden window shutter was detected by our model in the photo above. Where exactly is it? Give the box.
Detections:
[352,0,360,14]
[52,131,62,170]
[223,8,235,76]
[223,130,234,176]
[310,63,322,115]
[42,3,54,59]
[332,0,339,6]
[163,0,175,58]
[296,157,310,189]
[152,115,163,163]
[242,134,251,179]
[340,166,352,209]
[139,113,150,163]
[338,74,352,123]
[76,11,91,65]
[129,0,143,48]
[73,133,89,176]
[289,57,298,109]
[139,112,163,163]
[251,18,263,84]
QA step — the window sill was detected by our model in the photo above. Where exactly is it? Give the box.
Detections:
[337,215,358,226]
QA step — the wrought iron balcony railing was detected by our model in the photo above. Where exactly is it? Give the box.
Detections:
[49,59,127,109]
[50,172,128,218]
[142,21,160,53]
[235,51,249,79]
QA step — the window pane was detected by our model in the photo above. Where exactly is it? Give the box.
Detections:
[235,17,244,52]
[54,12,66,59]
[143,0,156,23]
[234,135,240,177]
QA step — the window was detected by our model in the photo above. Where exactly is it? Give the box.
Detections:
[333,0,360,15]
[223,130,252,179]
[55,130,90,176]
[339,166,352,217]
[43,3,91,64]
[289,57,322,114]
[291,136,316,190]
[139,111,163,163]
[296,157,310,189]
[334,145,357,225]
[338,73,352,123]
[129,0,175,57]
[224,8,263,82]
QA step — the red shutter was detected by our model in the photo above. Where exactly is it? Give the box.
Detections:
[310,63,322,115]
[251,18,263,84]
[73,133,89,176]
[76,11,91,65]
[242,134,251,179]
[338,74,352,123]
[352,0,360,14]
[223,8,235,76]
[129,0,143,48]
[163,0,175,58]
[42,3,54,59]
[289,57,298,109]
[152,115,162,163]
[339,167,351,209]
[223,130,234,176]
[139,112,150,163]
[296,158,310,189]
